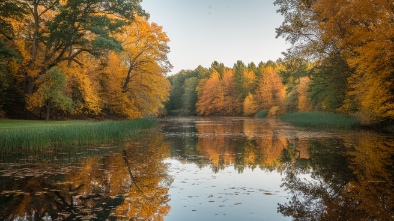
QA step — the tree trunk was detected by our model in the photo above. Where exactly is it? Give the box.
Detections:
[68,46,73,67]
[122,65,133,92]
[24,1,40,95]
[31,1,39,66]
[46,100,51,120]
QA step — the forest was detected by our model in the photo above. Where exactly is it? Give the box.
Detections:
[0,0,393,127]
[0,0,171,120]
[166,0,394,126]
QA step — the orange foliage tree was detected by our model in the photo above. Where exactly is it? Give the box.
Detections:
[255,66,285,113]
[196,70,225,115]
[196,69,241,115]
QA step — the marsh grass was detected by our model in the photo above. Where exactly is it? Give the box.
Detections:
[0,118,157,149]
[280,112,360,129]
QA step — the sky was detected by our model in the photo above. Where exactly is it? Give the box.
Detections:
[140,0,289,75]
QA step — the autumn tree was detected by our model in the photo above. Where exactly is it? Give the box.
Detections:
[22,0,144,90]
[196,70,224,115]
[221,69,241,115]
[314,0,394,124]
[100,15,171,118]
[1,0,145,118]
[275,0,394,124]
[255,66,285,111]
[0,0,176,120]
[196,69,241,116]
[243,93,258,116]
[297,76,312,111]
[233,60,259,105]
[59,55,102,117]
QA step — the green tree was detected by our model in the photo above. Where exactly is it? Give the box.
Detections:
[233,60,246,100]
[0,0,28,117]
[0,40,22,117]
[27,67,73,120]
[166,70,199,116]
[210,61,226,77]
[181,77,199,115]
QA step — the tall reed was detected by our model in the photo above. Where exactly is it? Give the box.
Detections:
[0,118,157,149]
[280,112,360,129]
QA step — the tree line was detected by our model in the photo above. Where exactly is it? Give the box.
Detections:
[0,0,171,120]
[167,0,394,126]
[166,60,308,117]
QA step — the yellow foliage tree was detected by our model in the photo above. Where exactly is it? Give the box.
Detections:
[256,66,285,110]
[101,15,171,118]
[243,93,258,116]
[297,76,312,112]
[314,0,394,123]
[59,55,102,116]
[242,69,257,97]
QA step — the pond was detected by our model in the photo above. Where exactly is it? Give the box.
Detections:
[0,117,393,220]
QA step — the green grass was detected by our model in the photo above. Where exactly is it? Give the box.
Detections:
[0,118,157,149]
[255,110,268,118]
[280,111,360,129]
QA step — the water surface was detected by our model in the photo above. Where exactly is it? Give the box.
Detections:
[0,117,393,220]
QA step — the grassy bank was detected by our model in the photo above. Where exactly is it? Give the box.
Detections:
[0,118,157,149]
[280,112,360,129]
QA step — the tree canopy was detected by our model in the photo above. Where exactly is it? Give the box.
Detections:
[0,0,171,119]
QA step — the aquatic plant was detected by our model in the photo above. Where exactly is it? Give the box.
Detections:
[280,112,360,129]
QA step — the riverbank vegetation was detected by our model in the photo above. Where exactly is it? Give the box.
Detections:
[280,112,360,129]
[255,110,268,118]
[0,118,157,149]
[0,0,170,120]
[165,0,393,129]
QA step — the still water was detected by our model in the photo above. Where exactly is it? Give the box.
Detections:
[0,117,393,220]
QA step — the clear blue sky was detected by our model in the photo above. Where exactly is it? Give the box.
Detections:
[140,0,288,75]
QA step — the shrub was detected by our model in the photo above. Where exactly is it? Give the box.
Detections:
[255,110,268,118]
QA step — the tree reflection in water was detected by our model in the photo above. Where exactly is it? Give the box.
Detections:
[278,132,394,221]
[162,117,393,220]
[0,133,172,220]
[194,118,296,173]
[2,118,393,220]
